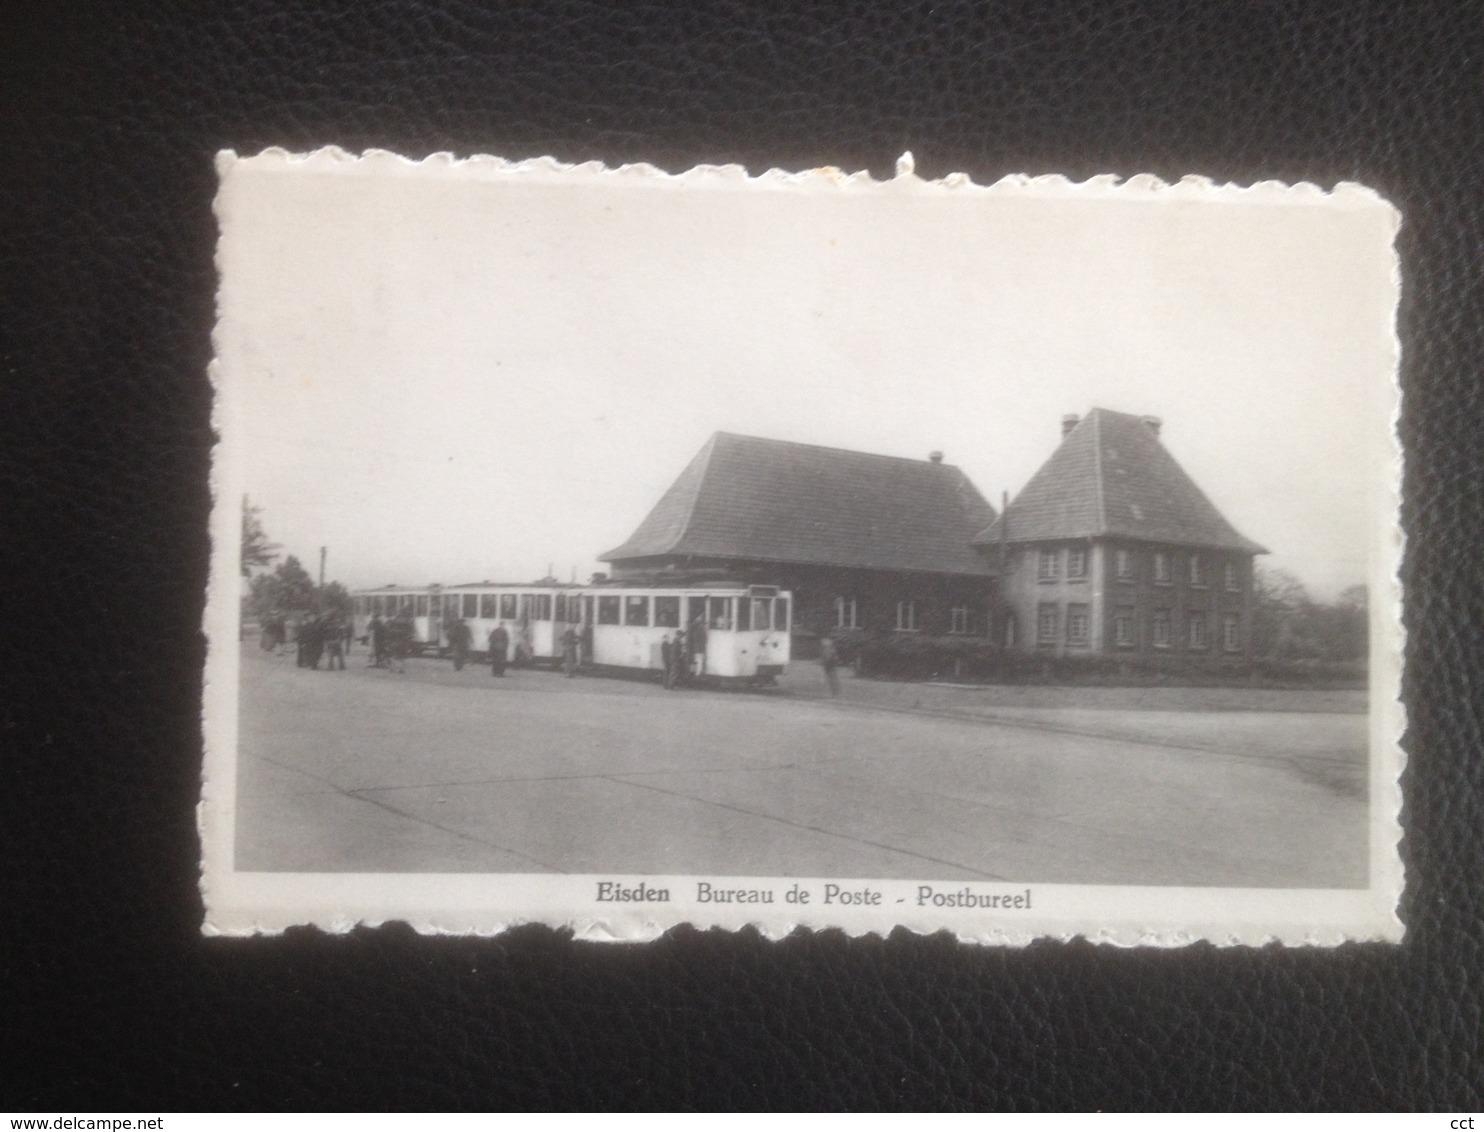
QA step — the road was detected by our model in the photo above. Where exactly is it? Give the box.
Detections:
[233,643,1369,887]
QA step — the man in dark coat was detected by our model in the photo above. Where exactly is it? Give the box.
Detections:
[368,614,386,667]
[660,634,675,689]
[387,612,411,673]
[489,624,509,677]
[561,624,579,677]
[449,616,471,671]
[324,614,347,670]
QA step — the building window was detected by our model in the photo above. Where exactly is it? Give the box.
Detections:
[1152,610,1171,648]
[1188,612,1208,650]
[1223,613,1240,652]
[950,605,972,635]
[895,601,919,631]
[1067,603,1090,646]
[1189,554,1205,587]
[1153,552,1171,585]
[1067,548,1087,580]
[1115,548,1133,580]
[1114,606,1136,647]
[1037,603,1058,645]
[834,596,859,629]
[654,596,681,627]
[597,596,621,625]
[1224,561,1240,591]
[1038,548,1060,581]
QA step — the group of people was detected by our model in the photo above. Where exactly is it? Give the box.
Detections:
[287,612,352,671]
[658,618,710,690]
[365,612,416,673]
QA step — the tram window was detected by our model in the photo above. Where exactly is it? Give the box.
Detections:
[554,594,566,622]
[736,597,750,631]
[535,594,552,621]
[461,594,475,618]
[708,596,733,630]
[480,594,496,618]
[686,596,707,626]
[416,595,428,616]
[775,596,790,630]
[598,596,621,625]
[499,594,518,619]
[583,595,594,624]
[751,598,772,630]
[624,595,650,626]
[654,596,680,627]
[429,594,441,615]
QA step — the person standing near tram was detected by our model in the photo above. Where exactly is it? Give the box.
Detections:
[561,623,579,678]
[448,614,472,671]
[688,613,708,681]
[368,612,386,668]
[489,623,510,678]
[818,632,841,697]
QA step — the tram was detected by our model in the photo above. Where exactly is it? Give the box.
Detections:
[351,583,578,666]
[583,583,791,684]
[350,581,792,683]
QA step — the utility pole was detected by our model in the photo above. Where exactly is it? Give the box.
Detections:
[319,546,326,589]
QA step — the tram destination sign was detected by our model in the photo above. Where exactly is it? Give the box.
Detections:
[201,148,1405,945]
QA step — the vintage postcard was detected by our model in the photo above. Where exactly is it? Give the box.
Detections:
[200,148,1404,943]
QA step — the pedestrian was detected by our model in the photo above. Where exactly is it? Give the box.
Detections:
[489,624,509,678]
[688,615,708,681]
[449,616,471,671]
[672,627,687,688]
[324,614,347,670]
[660,633,675,689]
[306,614,326,670]
[388,611,411,674]
[561,623,578,678]
[369,614,386,667]
[819,633,841,697]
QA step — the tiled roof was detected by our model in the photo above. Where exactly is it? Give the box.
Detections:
[973,408,1267,553]
[602,432,997,576]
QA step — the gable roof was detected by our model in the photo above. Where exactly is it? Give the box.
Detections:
[602,432,997,576]
[973,408,1267,553]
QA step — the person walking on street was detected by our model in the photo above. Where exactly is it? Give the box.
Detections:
[561,624,579,677]
[368,614,386,667]
[489,624,509,677]
[388,611,411,674]
[324,614,347,670]
[819,633,841,697]
[449,615,471,671]
[661,634,675,689]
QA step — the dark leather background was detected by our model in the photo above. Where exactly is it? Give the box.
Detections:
[4,0,1481,1111]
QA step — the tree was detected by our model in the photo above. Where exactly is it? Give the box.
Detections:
[1251,566,1311,660]
[241,497,280,577]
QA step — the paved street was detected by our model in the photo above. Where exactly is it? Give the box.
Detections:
[233,643,1369,887]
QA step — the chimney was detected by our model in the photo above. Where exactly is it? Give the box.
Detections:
[1139,415,1162,438]
[1061,413,1080,438]
[928,450,944,464]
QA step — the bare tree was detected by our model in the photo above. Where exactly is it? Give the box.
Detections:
[241,496,280,577]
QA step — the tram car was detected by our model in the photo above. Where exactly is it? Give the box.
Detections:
[352,581,792,683]
[582,583,791,685]
[351,583,580,667]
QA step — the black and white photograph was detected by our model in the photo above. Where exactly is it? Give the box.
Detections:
[201,149,1402,941]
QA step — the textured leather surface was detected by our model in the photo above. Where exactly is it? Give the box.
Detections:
[4,0,1482,1110]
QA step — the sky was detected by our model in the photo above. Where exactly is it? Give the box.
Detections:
[214,153,1399,602]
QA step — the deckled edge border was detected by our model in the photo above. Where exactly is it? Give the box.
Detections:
[199,147,1407,947]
